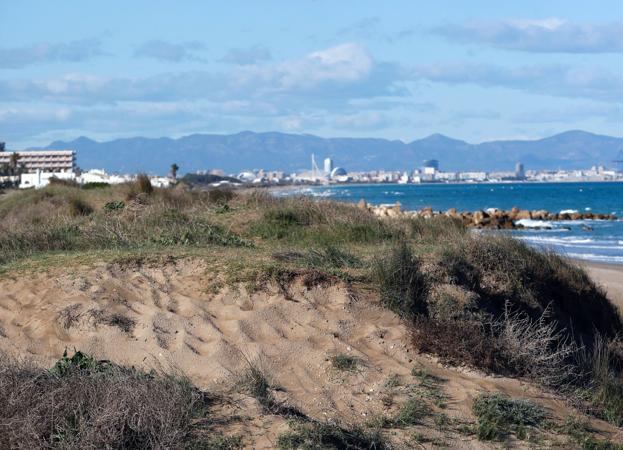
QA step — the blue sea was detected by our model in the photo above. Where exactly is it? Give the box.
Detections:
[282,182,623,265]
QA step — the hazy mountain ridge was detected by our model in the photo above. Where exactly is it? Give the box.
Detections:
[39,130,623,175]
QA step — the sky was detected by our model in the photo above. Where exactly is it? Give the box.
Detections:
[2,0,623,148]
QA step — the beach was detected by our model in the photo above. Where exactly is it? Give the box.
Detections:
[584,261,623,310]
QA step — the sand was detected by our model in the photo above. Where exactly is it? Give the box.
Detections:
[0,257,621,447]
[583,261,623,311]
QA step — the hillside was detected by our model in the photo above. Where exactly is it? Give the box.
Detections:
[0,184,622,448]
[36,129,623,175]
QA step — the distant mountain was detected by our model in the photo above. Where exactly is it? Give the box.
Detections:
[38,130,623,175]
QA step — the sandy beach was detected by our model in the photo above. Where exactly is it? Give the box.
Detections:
[583,261,623,310]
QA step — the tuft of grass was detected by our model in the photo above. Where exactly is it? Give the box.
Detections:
[472,393,546,441]
[276,419,392,450]
[330,354,360,372]
[373,241,428,318]
[393,398,431,427]
[238,363,303,417]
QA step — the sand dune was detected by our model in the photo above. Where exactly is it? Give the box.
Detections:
[0,257,621,448]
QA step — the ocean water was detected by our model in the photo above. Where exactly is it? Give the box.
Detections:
[282,182,623,265]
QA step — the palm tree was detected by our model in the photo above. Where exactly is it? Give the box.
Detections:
[170,163,179,180]
[9,152,19,175]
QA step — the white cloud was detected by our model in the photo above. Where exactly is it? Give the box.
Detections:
[134,40,206,62]
[434,19,623,53]
[0,38,106,69]
[220,46,271,65]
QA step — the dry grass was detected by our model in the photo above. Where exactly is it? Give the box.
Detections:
[0,350,220,450]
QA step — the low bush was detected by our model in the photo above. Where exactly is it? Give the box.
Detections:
[276,419,392,450]
[393,398,431,427]
[82,182,110,190]
[0,350,217,450]
[135,174,154,195]
[330,354,360,371]
[472,393,546,441]
[373,241,428,318]
[68,197,93,217]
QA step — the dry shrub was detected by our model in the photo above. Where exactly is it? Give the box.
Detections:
[135,174,154,195]
[437,235,622,346]
[0,350,214,450]
[206,188,235,205]
[373,241,428,318]
[68,197,93,217]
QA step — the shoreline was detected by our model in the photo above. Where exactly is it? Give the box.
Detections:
[576,260,623,310]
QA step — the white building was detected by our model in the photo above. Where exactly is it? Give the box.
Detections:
[323,158,333,175]
[0,150,75,173]
[79,169,133,185]
[19,169,76,189]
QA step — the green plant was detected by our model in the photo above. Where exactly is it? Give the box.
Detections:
[394,398,430,426]
[330,354,360,371]
[104,200,125,211]
[374,241,428,318]
[276,419,392,450]
[82,182,110,190]
[472,393,546,441]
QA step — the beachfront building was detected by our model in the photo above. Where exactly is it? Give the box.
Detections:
[19,169,76,189]
[79,169,133,185]
[0,150,76,173]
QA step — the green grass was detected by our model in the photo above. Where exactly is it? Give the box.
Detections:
[393,398,431,427]
[276,419,392,450]
[330,354,360,371]
[472,393,546,441]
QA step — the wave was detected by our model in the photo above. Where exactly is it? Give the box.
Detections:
[562,253,623,264]
[515,219,554,228]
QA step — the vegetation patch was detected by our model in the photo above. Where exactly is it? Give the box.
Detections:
[472,393,546,441]
[330,353,360,372]
[0,350,223,450]
[276,419,392,450]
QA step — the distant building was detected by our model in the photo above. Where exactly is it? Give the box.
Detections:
[0,150,75,173]
[19,169,76,189]
[423,159,440,171]
[323,158,333,175]
[515,162,525,179]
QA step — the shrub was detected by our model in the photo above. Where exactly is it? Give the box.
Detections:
[82,182,110,190]
[276,420,391,450]
[393,398,430,426]
[472,393,546,441]
[135,174,153,195]
[0,350,215,450]
[207,188,235,205]
[373,242,428,318]
[68,197,93,216]
[104,200,125,211]
[330,354,360,371]
[48,177,79,188]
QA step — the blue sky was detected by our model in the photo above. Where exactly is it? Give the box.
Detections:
[2,0,623,147]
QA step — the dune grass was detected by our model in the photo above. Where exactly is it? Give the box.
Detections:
[2,184,623,431]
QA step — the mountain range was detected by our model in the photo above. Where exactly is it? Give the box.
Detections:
[37,130,623,175]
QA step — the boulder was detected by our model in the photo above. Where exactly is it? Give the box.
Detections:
[515,210,532,220]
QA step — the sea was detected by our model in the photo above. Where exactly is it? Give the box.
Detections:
[279,182,623,265]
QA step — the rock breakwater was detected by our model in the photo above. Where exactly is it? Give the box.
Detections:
[358,199,618,230]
